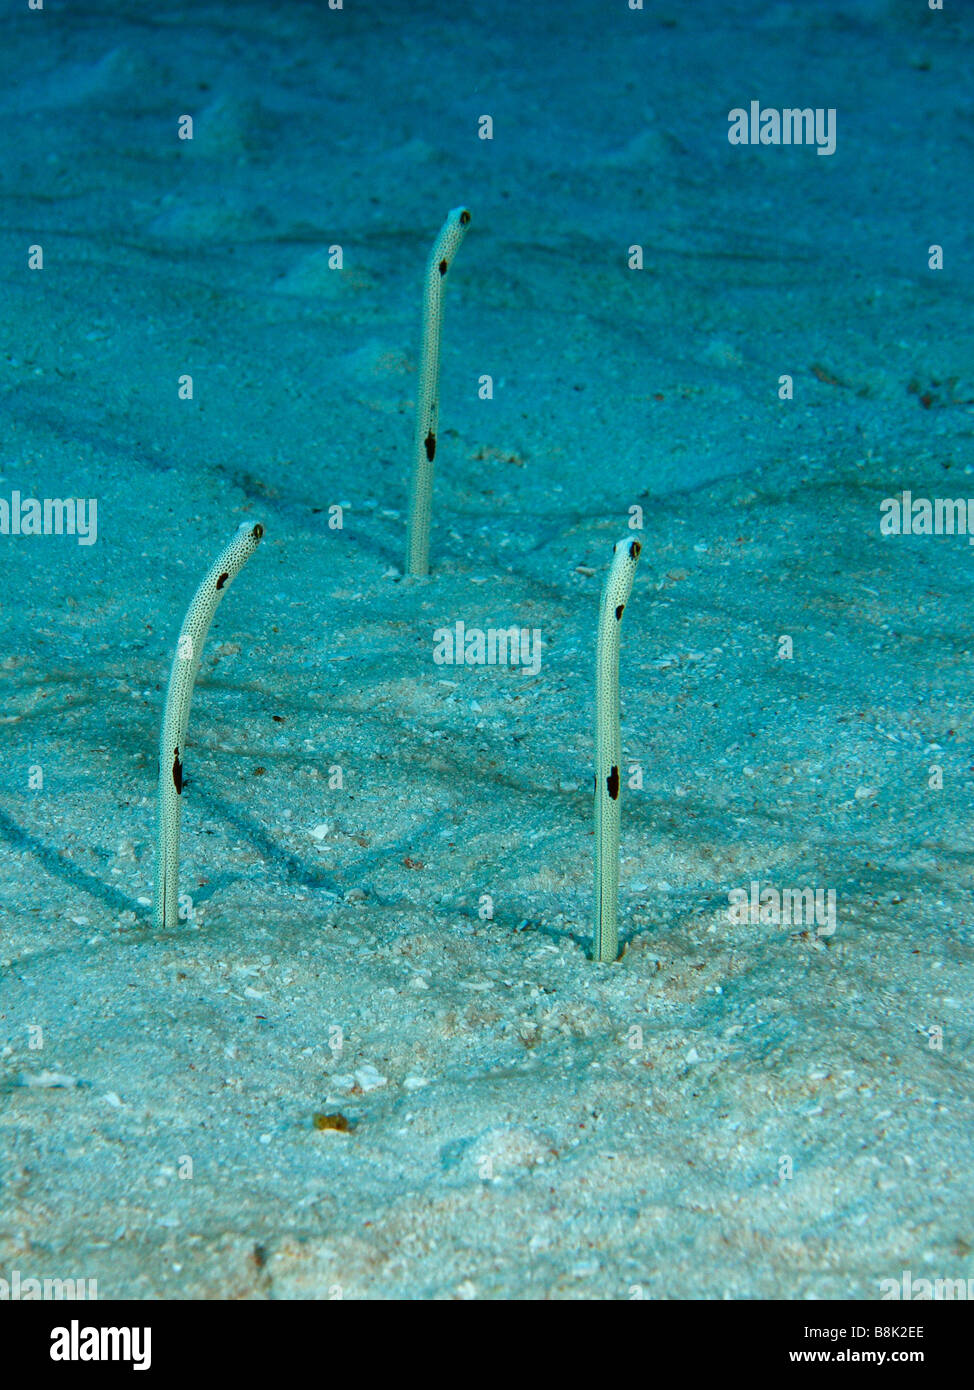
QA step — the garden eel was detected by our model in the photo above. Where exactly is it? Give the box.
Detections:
[405,205,471,578]
[593,535,642,962]
[154,521,264,928]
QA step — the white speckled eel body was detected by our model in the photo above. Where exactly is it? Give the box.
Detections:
[593,536,642,962]
[153,521,264,929]
[405,205,471,578]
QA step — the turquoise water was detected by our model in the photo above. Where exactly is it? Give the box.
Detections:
[0,0,971,1300]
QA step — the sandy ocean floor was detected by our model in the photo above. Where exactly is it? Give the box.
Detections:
[1,0,972,1299]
